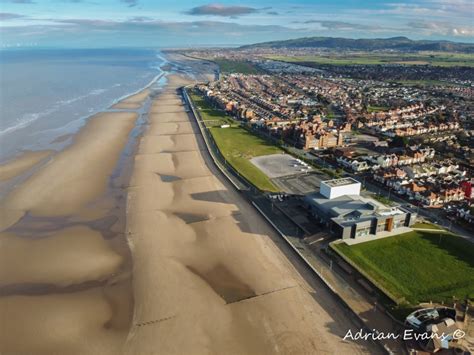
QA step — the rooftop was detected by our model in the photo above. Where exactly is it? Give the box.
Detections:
[304,192,406,228]
[306,193,385,217]
[322,177,360,188]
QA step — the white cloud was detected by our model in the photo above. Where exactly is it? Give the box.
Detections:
[408,20,474,37]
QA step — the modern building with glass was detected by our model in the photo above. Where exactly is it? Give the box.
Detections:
[303,178,417,240]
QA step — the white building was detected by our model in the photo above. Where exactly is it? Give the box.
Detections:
[320,178,361,200]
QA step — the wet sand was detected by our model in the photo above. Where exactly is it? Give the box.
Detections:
[2,111,137,228]
[0,90,146,354]
[111,89,151,109]
[0,226,123,286]
[0,289,127,355]
[125,75,380,354]
[164,51,217,83]
[0,150,52,181]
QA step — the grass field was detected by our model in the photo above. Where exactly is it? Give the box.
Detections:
[189,93,233,127]
[367,105,389,113]
[332,231,474,305]
[411,222,443,230]
[188,91,281,192]
[214,59,264,74]
[265,52,474,68]
[390,79,458,87]
[210,126,282,192]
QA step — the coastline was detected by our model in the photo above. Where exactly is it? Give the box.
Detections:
[0,49,165,163]
[0,73,157,353]
[124,67,379,354]
[1,53,378,354]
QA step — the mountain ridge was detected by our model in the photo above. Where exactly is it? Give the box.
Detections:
[239,36,474,53]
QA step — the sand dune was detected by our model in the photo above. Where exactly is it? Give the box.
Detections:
[0,150,52,182]
[125,75,378,354]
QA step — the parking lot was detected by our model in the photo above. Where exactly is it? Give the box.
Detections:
[272,172,324,195]
[251,153,312,178]
[251,153,326,195]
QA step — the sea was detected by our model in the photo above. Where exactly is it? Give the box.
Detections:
[0,48,165,162]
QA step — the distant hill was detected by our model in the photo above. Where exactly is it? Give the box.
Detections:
[240,36,474,53]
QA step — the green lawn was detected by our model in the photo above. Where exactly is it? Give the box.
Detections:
[390,79,455,87]
[210,126,281,192]
[332,231,474,305]
[367,105,389,113]
[188,91,281,192]
[264,52,474,68]
[326,106,336,119]
[214,59,263,74]
[265,55,383,66]
[411,222,443,230]
[189,93,233,127]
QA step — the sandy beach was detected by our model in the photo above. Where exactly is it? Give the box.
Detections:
[0,62,380,354]
[111,89,151,109]
[124,74,380,354]
[0,226,123,286]
[3,111,137,219]
[0,150,52,182]
[0,90,146,354]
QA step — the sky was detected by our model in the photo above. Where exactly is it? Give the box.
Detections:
[0,0,473,48]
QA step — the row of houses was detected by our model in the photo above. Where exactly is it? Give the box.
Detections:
[364,103,427,121]
[336,147,436,173]
[374,166,470,207]
[196,78,349,151]
[386,121,460,137]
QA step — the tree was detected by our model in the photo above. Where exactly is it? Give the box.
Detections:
[392,136,409,147]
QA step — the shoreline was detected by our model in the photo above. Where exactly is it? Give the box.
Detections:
[124,70,379,354]
[0,68,161,353]
[1,53,379,354]
[0,52,166,164]
[0,72,165,168]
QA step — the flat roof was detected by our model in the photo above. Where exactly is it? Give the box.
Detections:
[322,177,360,188]
[305,193,384,216]
[304,192,405,228]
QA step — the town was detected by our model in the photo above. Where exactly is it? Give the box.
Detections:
[177,46,474,354]
[192,57,473,220]
[3,0,474,353]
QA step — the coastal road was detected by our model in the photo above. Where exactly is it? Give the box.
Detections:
[124,73,384,355]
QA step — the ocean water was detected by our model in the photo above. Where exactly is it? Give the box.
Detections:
[0,48,164,161]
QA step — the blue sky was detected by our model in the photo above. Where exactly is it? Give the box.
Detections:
[0,0,473,48]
